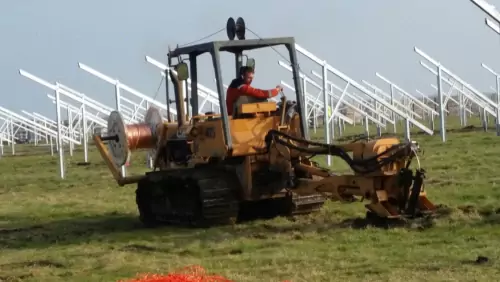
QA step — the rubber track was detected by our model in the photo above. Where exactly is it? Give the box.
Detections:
[136,167,239,227]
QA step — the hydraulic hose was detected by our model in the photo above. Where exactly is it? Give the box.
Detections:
[264,129,415,175]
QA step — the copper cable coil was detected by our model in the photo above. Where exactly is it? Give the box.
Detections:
[125,123,157,150]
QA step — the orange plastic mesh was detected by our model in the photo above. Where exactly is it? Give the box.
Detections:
[119,265,233,282]
[119,265,292,282]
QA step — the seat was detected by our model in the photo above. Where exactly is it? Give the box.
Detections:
[232,96,274,118]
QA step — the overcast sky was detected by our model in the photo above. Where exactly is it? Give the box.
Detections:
[1,0,500,119]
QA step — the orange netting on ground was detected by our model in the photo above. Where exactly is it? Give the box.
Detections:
[119,266,233,282]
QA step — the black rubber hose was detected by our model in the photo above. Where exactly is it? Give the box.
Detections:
[265,129,413,175]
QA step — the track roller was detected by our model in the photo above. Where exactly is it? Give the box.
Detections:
[135,167,240,228]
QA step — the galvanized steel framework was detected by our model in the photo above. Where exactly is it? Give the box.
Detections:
[4,19,499,178]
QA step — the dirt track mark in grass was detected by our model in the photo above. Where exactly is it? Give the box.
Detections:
[460,255,492,266]
[0,214,142,249]
[0,273,34,281]
[0,225,44,235]
[118,244,170,253]
[0,260,65,269]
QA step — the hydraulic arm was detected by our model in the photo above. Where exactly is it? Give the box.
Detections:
[264,129,436,219]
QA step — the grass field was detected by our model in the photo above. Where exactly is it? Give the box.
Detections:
[1,117,500,282]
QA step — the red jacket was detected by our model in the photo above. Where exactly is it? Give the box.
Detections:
[226,78,279,115]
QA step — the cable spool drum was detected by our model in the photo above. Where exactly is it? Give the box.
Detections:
[107,111,131,167]
[144,106,163,160]
[107,110,160,168]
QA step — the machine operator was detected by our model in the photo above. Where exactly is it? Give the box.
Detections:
[226,66,283,116]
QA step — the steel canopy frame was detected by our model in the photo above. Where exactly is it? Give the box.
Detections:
[20,69,141,136]
[46,93,110,139]
[415,47,499,140]
[307,70,395,123]
[78,63,178,122]
[48,95,107,158]
[279,80,354,125]
[307,70,397,126]
[375,73,439,119]
[470,0,500,24]
[415,47,498,110]
[470,0,500,39]
[294,44,433,148]
[311,70,391,119]
[427,82,482,127]
[280,64,374,140]
[361,80,424,133]
[19,70,129,122]
[24,111,63,155]
[21,70,121,136]
[18,112,55,140]
[57,82,141,124]
[0,116,33,155]
[429,79,491,131]
[18,69,94,178]
[0,106,80,165]
[46,94,107,128]
[47,87,134,126]
[362,81,425,119]
[0,118,20,155]
[0,106,79,145]
[481,63,500,135]
[426,73,491,116]
[21,110,77,143]
[46,94,109,163]
[420,62,496,117]
[279,63,371,124]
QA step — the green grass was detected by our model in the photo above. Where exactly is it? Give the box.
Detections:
[1,116,500,282]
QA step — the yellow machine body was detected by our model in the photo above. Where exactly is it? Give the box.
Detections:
[95,99,436,223]
[93,22,436,227]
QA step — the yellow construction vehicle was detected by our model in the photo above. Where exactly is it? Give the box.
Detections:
[93,17,436,227]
